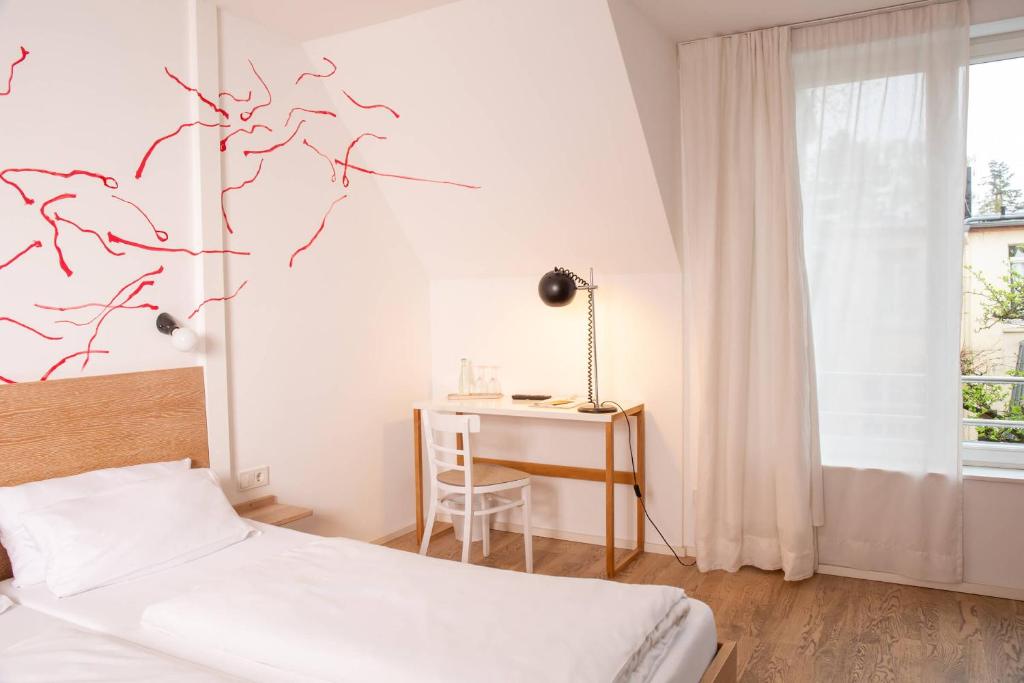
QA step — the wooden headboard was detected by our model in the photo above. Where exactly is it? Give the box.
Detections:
[0,366,210,581]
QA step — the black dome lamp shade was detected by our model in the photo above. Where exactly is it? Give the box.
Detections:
[537,267,617,414]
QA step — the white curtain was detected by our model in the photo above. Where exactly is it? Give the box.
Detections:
[792,1,969,582]
[679,27,823,581]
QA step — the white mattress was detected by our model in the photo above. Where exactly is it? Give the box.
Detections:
[0,523,716,682]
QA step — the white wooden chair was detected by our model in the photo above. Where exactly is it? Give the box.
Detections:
[419,410,533,572]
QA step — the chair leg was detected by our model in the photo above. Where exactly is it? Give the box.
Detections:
[461,495,473,564]
[522,484,533,573]
[482,495,491,558]
[419,497,437,556]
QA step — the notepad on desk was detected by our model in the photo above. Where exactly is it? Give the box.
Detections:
[531,396,585,409]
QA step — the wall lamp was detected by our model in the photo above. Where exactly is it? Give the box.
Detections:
[156,313,198,352]
[537,266,616,414]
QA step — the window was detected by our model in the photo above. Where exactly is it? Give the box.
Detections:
[961,41,1024,469]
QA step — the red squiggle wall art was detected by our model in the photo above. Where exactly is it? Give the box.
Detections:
[302,139,336,183]
[221,159,264,234]
[188,280,248,320]
[289,194,348,268]
[342,90,400,119]
[220,124,271,152]
[0,317,62,341]
[0,46,28,97]
[164,66,229,119]
[0,240,42,271]
[240,60,272,122]
[243,120,305,157]
[284,107,335,128]
[341,133,387,188]
[111,194,169,242]
[135,121,230,179]
[295,57,336,85]
[38,193,77,277]
[1,47,480,384]
[0,168,117,205]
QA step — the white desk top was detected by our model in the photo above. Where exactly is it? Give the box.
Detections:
[413,397,642,423]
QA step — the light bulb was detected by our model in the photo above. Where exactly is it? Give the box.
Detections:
[170,327,198,352]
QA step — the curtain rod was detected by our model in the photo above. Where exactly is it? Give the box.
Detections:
[677,0,943,46]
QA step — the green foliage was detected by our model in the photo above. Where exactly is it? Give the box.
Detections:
[967,264,1024,329]
[960,347,1024,442]
[977,160,1024,216]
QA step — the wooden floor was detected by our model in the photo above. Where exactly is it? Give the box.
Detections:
[387,527,1024,682]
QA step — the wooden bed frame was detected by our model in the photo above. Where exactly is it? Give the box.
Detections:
[0,366,209,581]
[0,366,737,681]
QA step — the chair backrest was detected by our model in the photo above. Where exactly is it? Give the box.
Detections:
[421,411,480,494]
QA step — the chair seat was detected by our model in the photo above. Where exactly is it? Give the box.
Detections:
[438,463,529,487]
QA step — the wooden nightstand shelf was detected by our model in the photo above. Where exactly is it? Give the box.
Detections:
[234,495,312,527]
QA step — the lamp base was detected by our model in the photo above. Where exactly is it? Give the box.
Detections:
[578,404,618,414]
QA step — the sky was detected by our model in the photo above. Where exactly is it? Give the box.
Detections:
[967,56,1024,216]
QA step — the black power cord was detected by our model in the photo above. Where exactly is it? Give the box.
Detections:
[601,400,696,568]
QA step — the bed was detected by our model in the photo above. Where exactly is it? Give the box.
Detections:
[0,367,736,683]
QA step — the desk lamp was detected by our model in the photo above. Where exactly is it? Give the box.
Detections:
[537,267,616,414]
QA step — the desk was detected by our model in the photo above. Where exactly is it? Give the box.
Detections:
[412,398,645,578]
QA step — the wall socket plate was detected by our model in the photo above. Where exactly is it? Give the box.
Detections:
[238,466,269,491]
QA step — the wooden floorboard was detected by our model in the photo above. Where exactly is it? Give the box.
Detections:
[386,527,1024,682]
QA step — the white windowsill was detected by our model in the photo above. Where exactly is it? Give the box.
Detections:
[963,465,1024,483]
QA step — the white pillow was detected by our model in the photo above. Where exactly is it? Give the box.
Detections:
[21,468,254,597]
[0,458,191,587]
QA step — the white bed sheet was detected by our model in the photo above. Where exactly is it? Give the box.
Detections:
[0,523,716,683]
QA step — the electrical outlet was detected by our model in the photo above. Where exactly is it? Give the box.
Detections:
[237,466,270,491]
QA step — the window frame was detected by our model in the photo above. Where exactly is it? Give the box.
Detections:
[960,28,1024,471]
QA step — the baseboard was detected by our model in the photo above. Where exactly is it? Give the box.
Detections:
[371,524,416,545]
[817,564,1024,600]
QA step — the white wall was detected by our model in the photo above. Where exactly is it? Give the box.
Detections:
[607,0,681,237]
[216,12,432,540]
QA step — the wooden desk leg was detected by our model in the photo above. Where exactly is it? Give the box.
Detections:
[605,421,615,578]
[636,408,646,553]
[413,409,424,545]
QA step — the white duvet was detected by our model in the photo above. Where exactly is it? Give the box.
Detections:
[143,537,689,683]
[0,624,238,682]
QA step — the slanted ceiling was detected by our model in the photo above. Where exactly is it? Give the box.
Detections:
[304,0,678,279]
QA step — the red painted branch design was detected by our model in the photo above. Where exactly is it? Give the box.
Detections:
[342,90,400,119]
[107,231,251,256]
[55,304,156,327]
[36,266,165,328]
[0,317,62,341]
[135,121,229,179]
[111,194,169,242]
[243,120,305,157]
[40,349,109,381]
[0,240,42,271]
[220,124,271,152]
[0,375,15,384]
[39,193,76,277]
[283,107,335,128]
[302,139,336,182]
[0,46,28,97]
[219,88,252,103]
[82,279,154,368]
[295,57,337,85]
[164,66,229,119]
[53,213,125,256]
[188,279,248,320]
[289,194,347,268]
[0,168,118,205]
[240,60,271,122]
[220,159,264,234]
[341,132,387,187]
[331,158,480,190]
